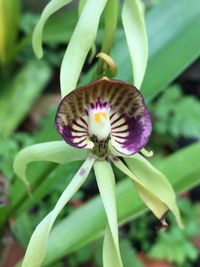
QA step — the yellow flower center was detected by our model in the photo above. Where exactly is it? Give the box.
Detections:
[94,112,107,123]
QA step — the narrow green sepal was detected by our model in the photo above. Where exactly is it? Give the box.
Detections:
[122,0,148,88]
[110,155,183,228]
[60,0,108,97]
[94,160,123,267]
[22,154,95,267]
[13,141,88,191]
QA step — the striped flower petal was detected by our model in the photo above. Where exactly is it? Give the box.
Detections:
[55,78,152,156]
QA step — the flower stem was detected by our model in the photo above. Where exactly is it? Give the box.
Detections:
[96,0,119,76]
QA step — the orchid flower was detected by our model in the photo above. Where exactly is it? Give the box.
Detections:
[13,0,183,267]
[14,78,183,267]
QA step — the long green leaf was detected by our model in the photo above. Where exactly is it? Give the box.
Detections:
[94,160,123,267]
[155,142,200,192]
[32,0,72,58]
[120,239,144,267]
[122,0,148,88]
[60,0,108,97]
[0,60,52,138]
[14,162,83,218]
[22,154,95,267]
[141,0,200,101]
[40,142,200,265]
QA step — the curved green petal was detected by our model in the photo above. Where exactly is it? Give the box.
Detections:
[22,154,95,267]
[102,0,119,54]
[13,141,88,190]
[111,156,183,228]
[94,160,123,267]
[140,148,153,157]
[78,0,87,15]
[134,182,168,220]
[32,0,72,58]
[122,0,148,88]
[125,154,183,228]
[111,157,167,221]
[103,224,123,267]
[60,0,108,97]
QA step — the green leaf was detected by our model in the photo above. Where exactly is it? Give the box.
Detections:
[155,142,200,193]
[14,162,83,218]
[60,0,108,97]
[32,0,72,58]
[94,160,123,267]
[14,141,88,190]
[142,0,200,100]
[121,0,148,88]
[0,60,52,138]
[21,154,95,267]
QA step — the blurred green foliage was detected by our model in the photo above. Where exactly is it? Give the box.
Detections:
[151,85,200,140]
[148,200,200,266]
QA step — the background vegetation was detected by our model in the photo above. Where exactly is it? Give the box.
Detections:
[0,0,200,266]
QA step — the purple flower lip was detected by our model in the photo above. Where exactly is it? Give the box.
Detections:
[55,77,152,156]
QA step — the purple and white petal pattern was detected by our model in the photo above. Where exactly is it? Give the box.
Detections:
[55,77,152,156]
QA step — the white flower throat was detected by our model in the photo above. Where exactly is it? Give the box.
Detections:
[88,106,111,141]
